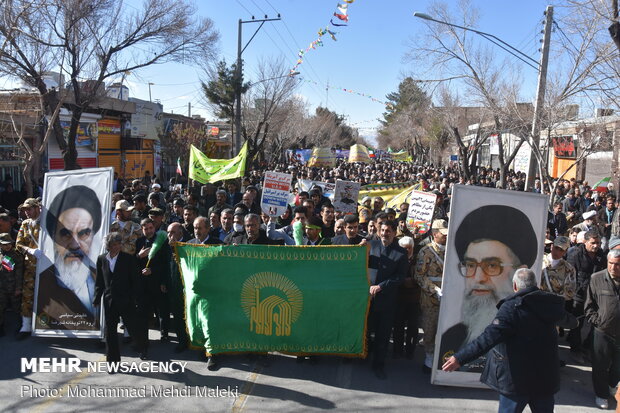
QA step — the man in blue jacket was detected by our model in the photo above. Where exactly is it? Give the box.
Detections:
[442,268,577,413]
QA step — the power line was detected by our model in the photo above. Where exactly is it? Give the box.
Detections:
[234,0,254,17]
[249,0,268,16]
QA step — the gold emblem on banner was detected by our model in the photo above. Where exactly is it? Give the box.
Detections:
[240,272,303,337]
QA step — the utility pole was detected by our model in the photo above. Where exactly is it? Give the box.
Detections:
[235,15,281,155]
[188,102,191,117]
[526,5,553,191]
[148,82,153,102]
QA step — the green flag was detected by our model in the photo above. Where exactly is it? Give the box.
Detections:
[189,142,248,183]
[175,244,369,357]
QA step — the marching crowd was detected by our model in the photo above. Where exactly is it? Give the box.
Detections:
[0,160,620,411]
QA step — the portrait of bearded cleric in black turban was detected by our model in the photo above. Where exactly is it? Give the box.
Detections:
[438,204,539,372]
[35,185,103,330]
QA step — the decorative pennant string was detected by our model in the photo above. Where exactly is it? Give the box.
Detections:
[290,1,356,75]
[300,78,394,110]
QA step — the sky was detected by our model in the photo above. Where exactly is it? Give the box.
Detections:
[3,0,558,145]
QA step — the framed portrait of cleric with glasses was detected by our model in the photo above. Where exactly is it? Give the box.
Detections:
[431,184,547,388]
[33,167,113,338]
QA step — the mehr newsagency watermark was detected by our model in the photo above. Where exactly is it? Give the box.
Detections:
[21,384,239,398]
[19,358,239,399]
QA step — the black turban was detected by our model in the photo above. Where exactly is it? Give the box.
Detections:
[454,205,538,268]
[46,185,102,237]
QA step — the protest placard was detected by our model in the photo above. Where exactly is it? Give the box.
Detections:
[260,171,293,216]
[406,190,437,234]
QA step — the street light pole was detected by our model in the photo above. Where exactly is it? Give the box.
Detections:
[413,9,552,190]
[413,13,539,70]
[235,15,281,156]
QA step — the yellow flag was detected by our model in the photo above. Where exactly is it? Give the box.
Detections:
[307,148,336,167]
[189,142,248,183]
[348,144,372,163]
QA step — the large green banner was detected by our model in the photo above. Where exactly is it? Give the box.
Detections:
[175,244,369,357]
[188,142,248,184]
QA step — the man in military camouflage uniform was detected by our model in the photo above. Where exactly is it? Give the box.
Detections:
[110,200,143,255]
[0,233,23,336]
[15,198,41,339]
[540,236,576,302]
[415,219,448,373]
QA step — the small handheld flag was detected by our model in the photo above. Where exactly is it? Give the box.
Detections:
[1,255,15,271]
[146,230,168,268]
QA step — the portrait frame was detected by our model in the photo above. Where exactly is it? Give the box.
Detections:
[32,167,113,338]
[431,184,548,387]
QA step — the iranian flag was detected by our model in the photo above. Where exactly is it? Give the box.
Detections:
[592,177,611,192]
[176,157,182,176]
[2,255,15,271]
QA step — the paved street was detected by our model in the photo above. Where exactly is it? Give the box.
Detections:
[0,314,610,413]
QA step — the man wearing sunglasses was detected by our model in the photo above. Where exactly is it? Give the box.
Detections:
[439,205,539,372]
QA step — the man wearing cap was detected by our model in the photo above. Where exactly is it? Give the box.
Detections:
[110,200,143,255]
[15,198,41,339]
[0,233,23,336]
[148,208,166,233]
[540,236,577,303]
[130,194,150,224]
[415,219,448,373]
[36,186,104,331]
[438,205,539,371]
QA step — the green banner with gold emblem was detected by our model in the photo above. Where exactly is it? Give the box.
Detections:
[175,244,369,357]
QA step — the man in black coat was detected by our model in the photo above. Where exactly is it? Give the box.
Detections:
[93,232,143,366]
[367,220,408,379]
[585,249,620,409]
[442,269,577,413]
[566,229,607,360]
[135,218,171,357]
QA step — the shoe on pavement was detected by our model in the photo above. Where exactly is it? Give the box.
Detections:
[207,357,219,371]
[595,396,608,409]
[422,365,431,375]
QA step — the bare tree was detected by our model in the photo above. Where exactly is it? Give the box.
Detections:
[0,0,219,169]
[0,89,65,196]
[241,57,300,161]
[410,0,620,193]
[408,0,530,187]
